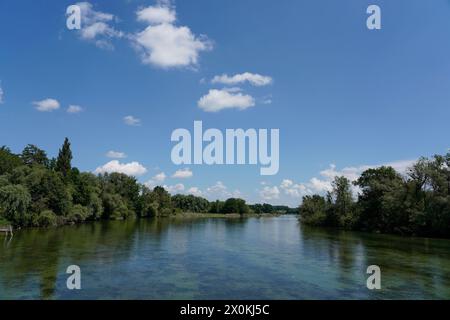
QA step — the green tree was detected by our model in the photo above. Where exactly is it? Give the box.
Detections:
[21,144,49,167]
[355,166,405,233]
[0,146,22,175]
[299,195,328,226]
[221,198,249,214]
[55,138,72,178]
[330,176,355,228]
[0,184,31,226]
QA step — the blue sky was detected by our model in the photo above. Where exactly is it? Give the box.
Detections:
[1,0,449,206]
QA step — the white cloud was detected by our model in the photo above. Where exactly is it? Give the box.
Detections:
[67,105,83,114]
[133,4,212,68]
[32,98,60,112]
[212,72,273,87]
[144,171,167,189]
[172,168,193,179]
[94,160,147,176]
[259,186,280,201]
[0,85,3,104]
[309,177,333,194]
[198,89,255,112]
[384,160,416,174]
[203,181,241,201]
[187,187,202,196]
[153,172,167,182]
[279,159,417,201]
[74,2,123,49]
[152,181,240,199]
[124,115,141,126]
[280,179,309,198]
[106,150,127,159]
[163,183,185,194]
[136,5,176,24]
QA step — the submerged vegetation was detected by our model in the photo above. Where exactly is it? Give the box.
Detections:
[0,139,289,229]
[299,154,450,238]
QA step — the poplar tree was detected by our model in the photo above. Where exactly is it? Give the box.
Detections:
[56,138,72,177]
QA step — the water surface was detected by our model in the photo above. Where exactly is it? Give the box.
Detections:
[1,216,449,299]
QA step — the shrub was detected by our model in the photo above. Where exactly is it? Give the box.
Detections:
[67,204,90,223]
[37,210,57,227]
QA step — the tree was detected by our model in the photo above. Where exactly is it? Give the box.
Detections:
[299,195,328,226]
[330,176,355,228]
[152,186,172,212]
[221,198,249,214]
[355,166,405,233]
[56,138,72,177]
[209,200,224,213]
[0,184,31,226]
[21,144,49,167]
[0,146,22,175]
[172,194,210,213]
[137,186,158,217]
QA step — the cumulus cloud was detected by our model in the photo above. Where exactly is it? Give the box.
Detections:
[198,89,255,112]
[94,160,147,176]
[153,181,241,200]
[0,85,3,104]
[280,179,309,198]
[163,183,185,194]
[67,105,83,114]
[259,186,280,201]
[133,4,212,68]
[153,172,167,182]
[106,150,127,159]
[74,2,123,49]
[124,115,141,126]
[212,72,273,87]
[203,181,241,200]
[145,171,167,189]
[187,187,202,196]
[279,159,417,201]
[136,5,176,24]
[172,168,193,179]
[32,98,60,112]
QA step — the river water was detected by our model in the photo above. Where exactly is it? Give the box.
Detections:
[1,215,449,299]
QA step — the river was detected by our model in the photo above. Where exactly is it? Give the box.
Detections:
[0,215,449,299]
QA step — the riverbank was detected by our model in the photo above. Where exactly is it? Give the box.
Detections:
[171,212,284,218]
[0,212,287,232]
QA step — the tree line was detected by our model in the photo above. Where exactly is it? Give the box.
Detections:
[299,153,450,238]
[0,139,290,228]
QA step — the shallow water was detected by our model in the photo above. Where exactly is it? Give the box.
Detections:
[0,215,449,299]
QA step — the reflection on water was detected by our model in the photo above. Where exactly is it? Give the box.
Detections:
[0,216,449,299]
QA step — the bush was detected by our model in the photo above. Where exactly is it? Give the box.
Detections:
[37,210,57,227]
[159,207,174,217]
[67,204,90,223]
[299,195,329,226]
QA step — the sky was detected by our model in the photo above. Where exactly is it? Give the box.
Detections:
[0,0,449,207]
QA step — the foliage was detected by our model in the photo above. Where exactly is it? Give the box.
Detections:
[299,154,450,238]
[55,137,72,178]
[36,210,57,227]
[299,195,329,226]
[0,146,22,175]
[172,194,210,213]
[221,198,250,214]
[0,184,31,226]
[21,144,49,167]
